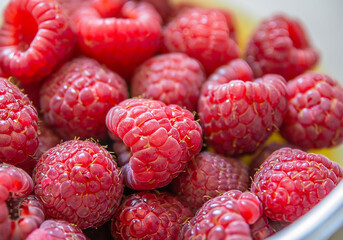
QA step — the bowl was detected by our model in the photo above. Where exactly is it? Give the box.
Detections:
[0,0,342,239]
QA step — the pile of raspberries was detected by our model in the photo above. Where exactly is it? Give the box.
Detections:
[0,0,342,239]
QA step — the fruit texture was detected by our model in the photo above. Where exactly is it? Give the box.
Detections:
[251,147,343,222]
[171,151,249,212]
[198,74,288,156]
[111,191,192,239]
[245,14,319,80]
[73,0,162,80]
[33,139,123,229]
[26,219,87,240]
[180,190,262,240]
[0,163,45,240]
[0,0,76,83]
[131,53,206,111]
[0,77,39,166]
[106,98,203,190]
[40,57,128,141]
[280,72,343,149]
[163,7,239,75]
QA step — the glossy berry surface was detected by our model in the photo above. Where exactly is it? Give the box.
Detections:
[40,57,128,141]
[111,191,192,240]
[0,78,39,166]
[280,72,343,149]
[251,147,343,222]
[33,139,124,229]
[0,0,76,83]
[106,98,203,190]
[171,151,250,212]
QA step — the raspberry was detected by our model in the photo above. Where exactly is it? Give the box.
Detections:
[139,0,171,23]
[250,214,276,240]
[0,163,45,240]
[280,72,343,149]
[57,0,92,17]
[73,1,162,80]
[180,190,262,240]
[40,57,128,141]
[26,219,87,240]
[251,147,343,222]
[35,120,61,159]
[0,0,76,83]
[245,14,319,80]
[163,7,239,75]
[198,74,288,156]
[106,98,203,190]
[111,191,193,239]
[33,139,124,229]
[0,77,39,166]
[171,151,250,212]
[131,53,206,111]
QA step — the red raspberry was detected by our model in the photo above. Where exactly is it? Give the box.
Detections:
[251,147,343,222]
[180,190,262,240]
[73,1,162,80]
[0,163,45,240]
[33,139,124,229]
[163,7,239,75]
[40,57,128,141]
[111,191,193,239]
[198,74,288,156]
[280,72,343,149]
[139,0,172,23]
[131,53,206,111]
[26,219,87,240]
[35,120,61,159]
[245,14,319,80]
[0,0,76,83]
[106,98,203,190]
[171,151,250,212]
[0,78,39,166]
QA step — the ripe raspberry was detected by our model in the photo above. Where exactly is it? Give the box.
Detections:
[171,151,250,212]
[245,14,319,80]
[280,72,343,149]
[163,7,239,75]
[0,163,45,240]
[35,120,61,159]
[40,57,128,141]
[73,1,162,80]
[251,147,343,222]
[198,74,288,156]
[0,78,39,166]
[180,190,262,240]
[139,0,172,23]
[0,0,76,83]
[26,219,87,240]
[111,191,193,239]
[106,98,203,190]
[131,53,206,111]
[33,139,124,229]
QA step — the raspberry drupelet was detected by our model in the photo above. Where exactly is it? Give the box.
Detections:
[251,147,343,222]
[33,139,124,229]
[0,0,76,83]
[106,98,203,190]
[40,57,128,141]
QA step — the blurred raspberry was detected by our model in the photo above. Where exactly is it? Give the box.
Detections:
[33,139,123,229]
[245,14,319,80]
[198,74,288,156]
[0,0,76,83]
[131,53,206,111]
[280,72,343,149]
[0,163,45,239]
[250,214,276,240]
[106,98,203,190]
[0,78,39,166]
[111,191,192,239]
[40,57,128,141]
[171,151,249,212]
[251,147,343,222]
[73,0,162,80]
[163,7,239,75]
[139,0,171,23]
[26,219,87,240]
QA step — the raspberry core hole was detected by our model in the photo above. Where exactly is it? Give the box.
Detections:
[15,11,38,52]
[6,194,22,220]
